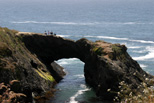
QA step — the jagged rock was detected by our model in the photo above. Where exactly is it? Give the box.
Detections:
[19,33,153,100]
[0,27,65,102]
[0,27,153,102]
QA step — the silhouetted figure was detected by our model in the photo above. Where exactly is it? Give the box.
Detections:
[44,31,47,35]
[54,33,56,36]
[50,32,53,35]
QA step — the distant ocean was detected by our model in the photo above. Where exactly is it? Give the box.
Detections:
[1,0,154,102]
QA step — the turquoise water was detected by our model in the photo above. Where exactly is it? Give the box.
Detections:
[1,0,154,102]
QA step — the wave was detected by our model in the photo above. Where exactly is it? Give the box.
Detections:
[131,50,147,53]
[11,21,99,25]
[103,21,154,25]
[55,58,84,66]
[69,84,90,103]
[133,46,154,61]
[74,74,84,78]
[85,35,129,40]
[129,39,154,44]
[140,64,147,68]
[118,22,153,25]
[11,21,154,26]
[56,61,68,65]
[85,35,154,44]
[58,35,71,37]
[58,34,154,44]
[128,46,143,49]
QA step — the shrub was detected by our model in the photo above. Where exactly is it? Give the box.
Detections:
[0,80,26,103]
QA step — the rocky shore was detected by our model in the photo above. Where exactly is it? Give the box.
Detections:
[0,27,153,102]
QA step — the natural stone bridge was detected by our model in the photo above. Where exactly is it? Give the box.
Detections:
[18,33,152,100]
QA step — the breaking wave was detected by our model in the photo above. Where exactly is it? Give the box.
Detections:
[133,46,154,61]
[140,64,147,68]
[69,84,90,103]
[11,21,154,25]
[74,74,84,78]
[11,21,99,25]
[58,35,154,44]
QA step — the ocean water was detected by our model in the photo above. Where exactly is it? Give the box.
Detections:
[1,0,154,102]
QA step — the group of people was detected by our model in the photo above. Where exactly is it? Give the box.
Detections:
[44,31,56,36]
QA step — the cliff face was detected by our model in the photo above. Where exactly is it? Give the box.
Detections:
[0,27,153,102]
[18,32,153,100]
[0,27,65,102]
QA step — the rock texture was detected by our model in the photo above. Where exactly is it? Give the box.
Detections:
[0,27,65,102]
[18,32,153,100]
[0,27,153,102]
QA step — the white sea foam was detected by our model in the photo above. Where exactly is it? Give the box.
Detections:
[56,61,69,65]
[55,58,84,66]
[69,84,90,103]
[12,21,154,26]
[133,46,154,61]
[60,34,154,44]
[132,50,147,53]
[11,21,99,25]
[12,20,154,44]
[140,64,147,68]
[129,39,154,44]
[85,35,128,40]
[128,46,143,49]
[74,74,84,78]
[85,35,154,44]
[101,21,154,25]
[58,35,71,37]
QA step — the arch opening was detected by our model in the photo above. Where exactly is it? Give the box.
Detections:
[52,58,98,103]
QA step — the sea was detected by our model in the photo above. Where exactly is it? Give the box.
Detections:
[1,0,154,102]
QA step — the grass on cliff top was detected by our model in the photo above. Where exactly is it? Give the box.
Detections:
[111,44,123,55]
[0,27,56,83]
[92,47,104,56]
[0,27,28,56]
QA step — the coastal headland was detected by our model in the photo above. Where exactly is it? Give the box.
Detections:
[0,27,153,102]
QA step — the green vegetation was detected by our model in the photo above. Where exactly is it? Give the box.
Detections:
[111,44,123,55]
[111,44,127,60]
[0,26,56,81]
[35,69,55,82]
[107,78,154,103]
[0,27,26,55]
[93,47,104,56]
[0,42,12,58]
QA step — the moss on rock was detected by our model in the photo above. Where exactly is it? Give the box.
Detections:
[35,69,55,82]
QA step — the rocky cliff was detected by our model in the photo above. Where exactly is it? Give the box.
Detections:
[0,27,153,102]
[0,27,65,102]
[18,32,153,101]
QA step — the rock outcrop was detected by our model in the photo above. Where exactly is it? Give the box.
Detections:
[0,27,65,102]
[18,32,153,100]
[0,27,153,102]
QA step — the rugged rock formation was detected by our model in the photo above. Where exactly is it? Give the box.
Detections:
[18,32,153,100]
[0,27,65,102]
[0,26,153,102]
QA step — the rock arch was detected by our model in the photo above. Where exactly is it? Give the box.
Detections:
[19,33,152,100]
